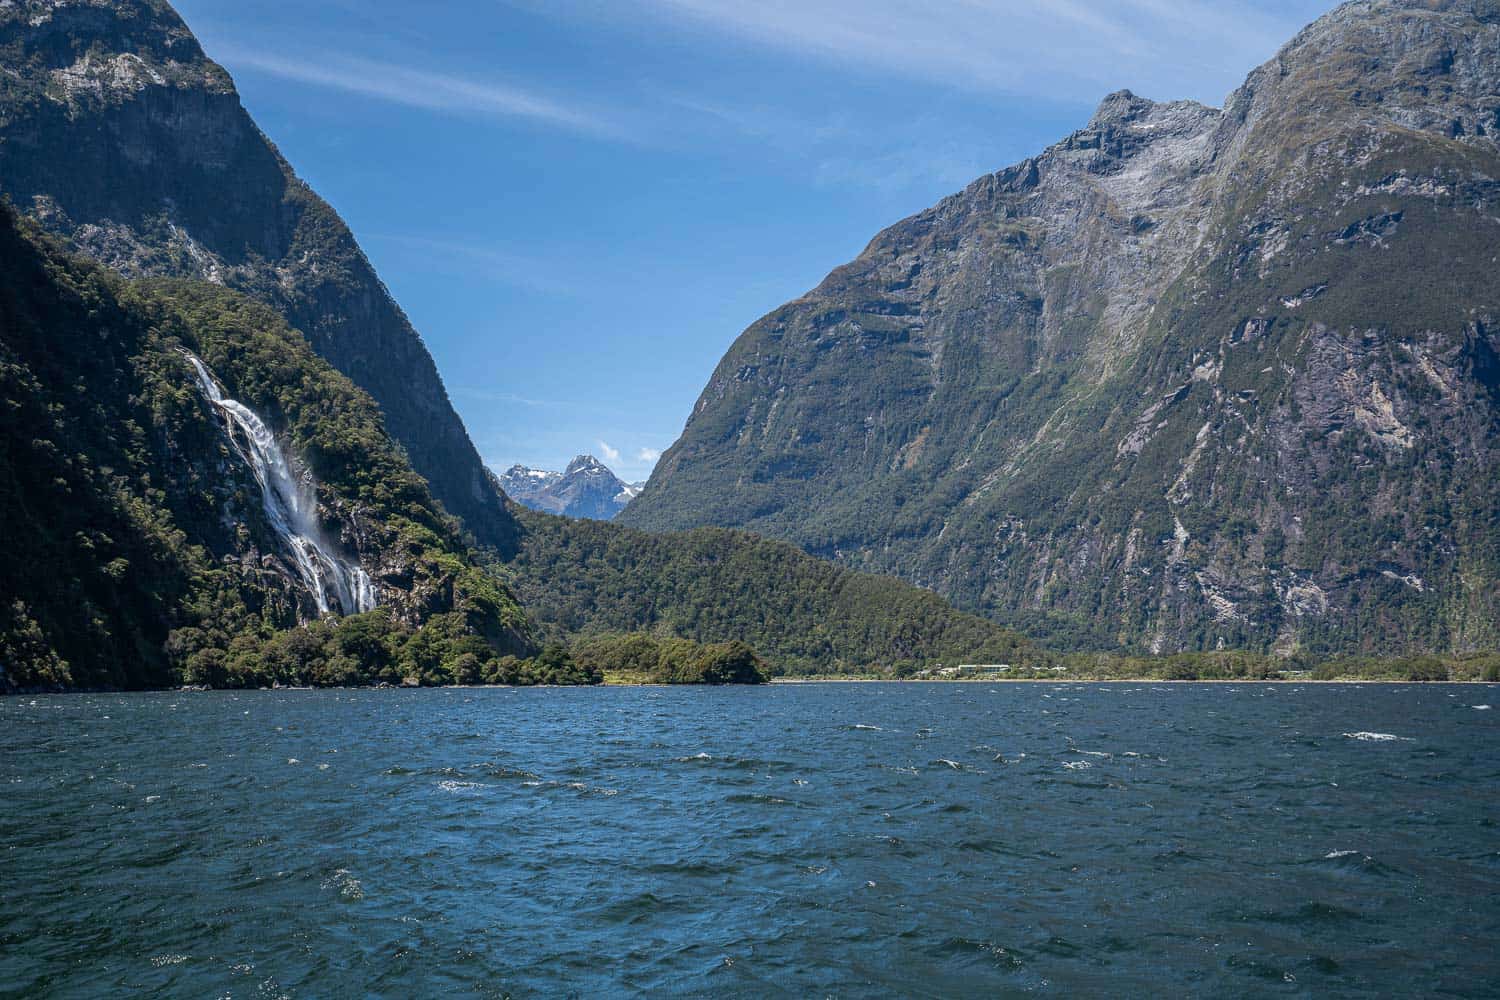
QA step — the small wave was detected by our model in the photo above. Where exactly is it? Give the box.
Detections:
[724,793,797,807]
[1312,851,1399,877]
[286,758,300,765]
[1062,761,1093,771]
[150,954,189,968]
[934,759,963,770]
[1341,732,1412,742]
[844,724,884,732]
[437,779,484,793]
[931,937,1025,971]
[323,869,364,902]
[586,891,666,925]
[1474,705,1492,711]
[674,752,714,763]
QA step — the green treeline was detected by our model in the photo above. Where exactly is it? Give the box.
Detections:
[573,633,769,685]
[175,624,769,689]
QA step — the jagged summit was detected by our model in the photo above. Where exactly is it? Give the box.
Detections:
[565,454,611,476]
[1087,90,1156,126]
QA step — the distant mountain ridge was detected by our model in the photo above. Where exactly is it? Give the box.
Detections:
[499,456,641,521]
[0,0,519,552]
[622,0,1500,656]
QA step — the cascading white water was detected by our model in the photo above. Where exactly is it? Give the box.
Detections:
[182,351,377,617]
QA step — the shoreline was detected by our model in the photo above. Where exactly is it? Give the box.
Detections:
[769,677,1500,685]
[4,678,1498,696]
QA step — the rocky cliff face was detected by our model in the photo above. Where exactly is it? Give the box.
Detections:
[0,0,519,553]
[622,0,1500,655]
[499,456,640,521]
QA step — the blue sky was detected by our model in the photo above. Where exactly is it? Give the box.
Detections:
[172,0,1335,482]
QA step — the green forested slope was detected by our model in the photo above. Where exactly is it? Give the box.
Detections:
[0,208,532,690]
[506,510,1044,676]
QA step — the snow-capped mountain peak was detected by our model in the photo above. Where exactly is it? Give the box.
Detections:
[498,455,639,521]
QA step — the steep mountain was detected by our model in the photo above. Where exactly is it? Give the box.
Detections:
[0,208,532,691]
[0,0,518,552]
[622,0,1500,655]
[499,455,641,520]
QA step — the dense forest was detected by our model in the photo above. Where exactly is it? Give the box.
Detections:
[504,511,1046,677]
[572,633,770,684]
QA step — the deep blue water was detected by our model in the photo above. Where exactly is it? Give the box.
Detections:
[2,683,1498,998]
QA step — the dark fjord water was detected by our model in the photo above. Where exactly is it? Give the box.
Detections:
[2,684,1497,998]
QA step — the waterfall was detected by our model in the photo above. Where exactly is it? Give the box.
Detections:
[182,351,377,617]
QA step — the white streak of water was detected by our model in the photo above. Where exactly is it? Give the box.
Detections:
[182,351,376,617]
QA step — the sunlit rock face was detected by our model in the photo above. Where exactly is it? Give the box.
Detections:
[623,0,1500,655]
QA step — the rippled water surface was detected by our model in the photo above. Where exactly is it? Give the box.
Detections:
[3,683,1498,997]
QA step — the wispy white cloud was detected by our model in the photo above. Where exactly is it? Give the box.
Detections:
[636,447,662,463]
[529,0,1314,104]
[211,44,622,139]
[597,440,622,463]
[363,233,581,297]
[452,386,569,409]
